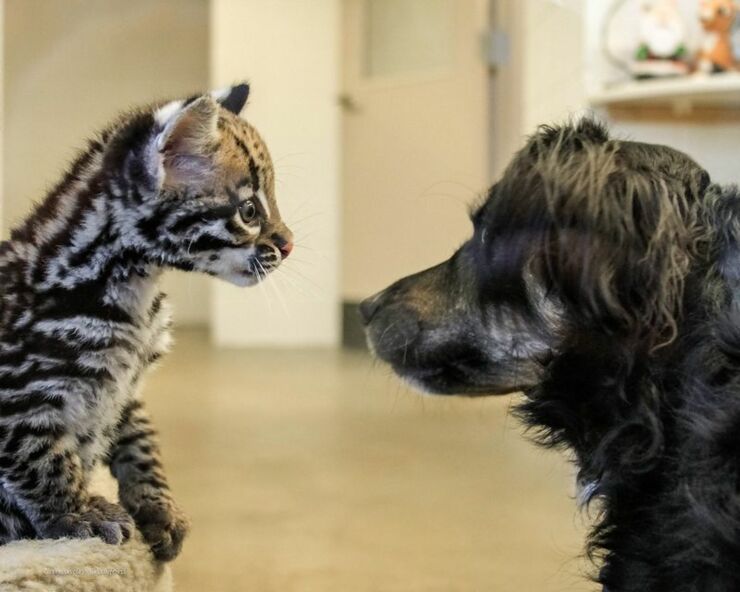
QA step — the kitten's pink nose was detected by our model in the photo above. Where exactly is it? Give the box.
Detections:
[272,233,294,259]
[279,241,294,259]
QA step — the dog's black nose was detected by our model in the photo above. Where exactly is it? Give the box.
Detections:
[360,292,384,325]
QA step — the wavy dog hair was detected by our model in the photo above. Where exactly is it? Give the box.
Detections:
[482,119,709,347]
[489,121,740,589]
[365,118,740,590]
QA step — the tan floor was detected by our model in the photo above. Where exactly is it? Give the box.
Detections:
[144,330,597,592]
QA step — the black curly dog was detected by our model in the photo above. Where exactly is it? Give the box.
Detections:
[362,119,740,591]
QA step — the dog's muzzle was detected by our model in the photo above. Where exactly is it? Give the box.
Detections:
[359,292,383,325]
[361,291,422,359]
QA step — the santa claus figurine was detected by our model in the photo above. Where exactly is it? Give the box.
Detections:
[633,0,690,78]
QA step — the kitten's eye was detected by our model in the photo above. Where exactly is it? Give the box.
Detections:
[239,200,258,224]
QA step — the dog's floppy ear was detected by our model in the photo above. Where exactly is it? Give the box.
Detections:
[486,118,707,346]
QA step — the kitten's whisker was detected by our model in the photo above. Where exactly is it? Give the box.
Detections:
[258,259,289,315]
[275,267,322,299]
[281,257,318,267]
[274,267,315,299]
[286,211,327,226]
[275,267,321,300]
[291,244,320,253]
[290,252,329,265]
[252,260,272,313]
[284,199,312,219]
[279,264,325,294]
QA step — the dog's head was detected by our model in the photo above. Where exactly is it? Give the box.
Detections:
[362,119,709,396]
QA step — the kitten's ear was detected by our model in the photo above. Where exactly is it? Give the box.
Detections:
[156,95,218,154]
[211,82,250,116]
[153,96,219,186]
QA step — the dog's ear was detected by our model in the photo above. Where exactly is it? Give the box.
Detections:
[485,118,707,347]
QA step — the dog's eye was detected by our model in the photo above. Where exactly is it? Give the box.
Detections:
[239,200,258,224]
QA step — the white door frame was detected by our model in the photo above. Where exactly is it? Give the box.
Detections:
[489,0,525,178]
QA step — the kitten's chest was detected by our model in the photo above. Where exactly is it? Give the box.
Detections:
[76,294,172,468]
[103,294,172,395]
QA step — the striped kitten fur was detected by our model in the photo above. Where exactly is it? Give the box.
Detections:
[0,83,293,561]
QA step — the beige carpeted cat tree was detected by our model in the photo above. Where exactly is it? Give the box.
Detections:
[0,469,173,592]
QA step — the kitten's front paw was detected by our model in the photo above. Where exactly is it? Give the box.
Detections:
[44,496,135,545]
[132,496,189,561]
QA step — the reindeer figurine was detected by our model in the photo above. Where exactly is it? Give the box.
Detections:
[697,0,738,73]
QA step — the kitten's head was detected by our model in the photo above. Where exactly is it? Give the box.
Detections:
[107,82,292,287]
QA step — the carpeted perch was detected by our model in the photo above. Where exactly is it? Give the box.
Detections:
[0,469,173,592]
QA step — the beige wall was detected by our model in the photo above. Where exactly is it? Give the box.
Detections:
[210,0,341,346]
[520,0,587,134]
[336,0,589,304]
[3,0,210,325]
[0,0,3,231]
[337,0,585,303]
[340,0,490,302]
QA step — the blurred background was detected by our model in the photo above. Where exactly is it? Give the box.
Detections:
[2,0,739,590]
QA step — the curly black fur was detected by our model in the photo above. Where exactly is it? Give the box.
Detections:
[363,119,740,591]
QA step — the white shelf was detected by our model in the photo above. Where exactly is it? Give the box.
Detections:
[588,73,740,111]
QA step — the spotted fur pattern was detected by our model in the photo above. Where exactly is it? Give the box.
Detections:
[0,83,293,561]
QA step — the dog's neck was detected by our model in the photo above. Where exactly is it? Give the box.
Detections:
[519,333,661,488]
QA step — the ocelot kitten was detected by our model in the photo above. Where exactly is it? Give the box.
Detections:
[0,83,293,561]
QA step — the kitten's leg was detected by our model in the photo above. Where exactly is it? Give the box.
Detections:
[108,399,188,561]
[0,423,134,544]
[0,482,36,543]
